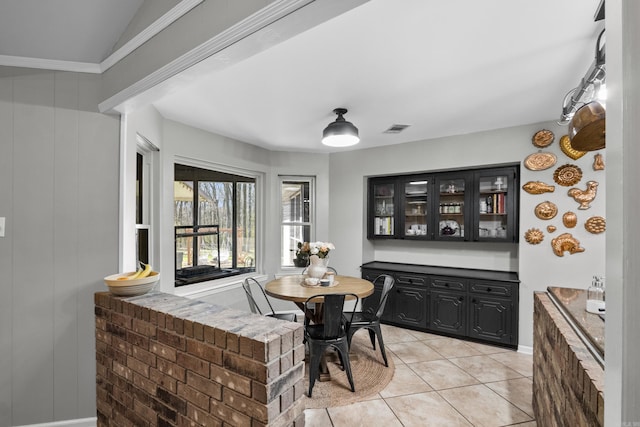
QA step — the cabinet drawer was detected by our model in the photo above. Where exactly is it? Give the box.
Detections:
[396,274,427,286]
[430,276,467,291]
[361,269,388,283]
[470,281,514,297]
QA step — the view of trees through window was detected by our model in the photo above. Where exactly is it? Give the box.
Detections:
[174,164,256,285]
[281,178,313,267]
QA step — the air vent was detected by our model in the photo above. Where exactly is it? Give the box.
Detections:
[383,124,410,134]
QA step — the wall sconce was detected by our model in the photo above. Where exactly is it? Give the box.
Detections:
[322,108,360,147]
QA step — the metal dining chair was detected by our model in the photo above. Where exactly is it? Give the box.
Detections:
[346,274,395,367]
[242,277,297,322]
[304,292,359,397]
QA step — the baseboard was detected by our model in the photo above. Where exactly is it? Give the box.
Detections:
[14,418,97,427]
[517,344,533,355]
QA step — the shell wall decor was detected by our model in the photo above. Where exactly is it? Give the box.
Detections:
[551,233,585,257]
[568,181,599,210]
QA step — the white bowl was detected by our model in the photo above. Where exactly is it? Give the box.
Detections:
[104,271,160,296]
[304,277,320,286]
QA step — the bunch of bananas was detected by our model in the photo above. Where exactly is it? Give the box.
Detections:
[117,263,152,280]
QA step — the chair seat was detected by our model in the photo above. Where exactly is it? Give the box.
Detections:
[269,312,297,322]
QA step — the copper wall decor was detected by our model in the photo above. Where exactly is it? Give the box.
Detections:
[524,152,557,171]
[568,181,598,210]
[562,212,578,228]
[551,233,585,257]
[547,225,557,233]
[553,164,583,187]
[522,181,555,194]
[534,201,558,220]
[559,135,587,160]
[585,216,606,234]
[532,129,555,148]
[524,228,544,244]
[593,153,605,171]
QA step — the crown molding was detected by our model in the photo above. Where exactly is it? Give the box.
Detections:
[98,0,314,113]
[0,54,101,73]
[0,0,203,74]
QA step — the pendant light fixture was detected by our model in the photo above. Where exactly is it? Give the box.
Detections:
[322,108,360,147]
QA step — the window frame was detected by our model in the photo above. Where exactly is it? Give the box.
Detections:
[173,158,262,289]
[135,133,159,267]
[279,175,315,269]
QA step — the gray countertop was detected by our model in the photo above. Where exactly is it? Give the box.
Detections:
[547,286,605,360]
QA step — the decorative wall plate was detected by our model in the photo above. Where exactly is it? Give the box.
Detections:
[532,129,555,148]
[547,225,557,233]
[568,181,599,210]
[524,228,544,244]
[593,153,605,171]
[585,216,606,234]
[534,201,558,220]
[551,233,585,257]
[522,181,555,194]
[524,152,557,171]
[553,164,583,186]
[562,212,578,228]
[559,135,586,160]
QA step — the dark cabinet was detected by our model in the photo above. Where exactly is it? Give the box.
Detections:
[429,276,468,337]
[468,281,518,346]
[392,274,429,329]
[361,261,519,348]
[367,164,519,242]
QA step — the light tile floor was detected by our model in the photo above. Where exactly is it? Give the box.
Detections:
[304,324,536,427]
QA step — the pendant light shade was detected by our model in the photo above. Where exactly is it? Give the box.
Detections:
[322,108,360,147]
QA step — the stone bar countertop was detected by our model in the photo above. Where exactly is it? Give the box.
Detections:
[547,286,605,362]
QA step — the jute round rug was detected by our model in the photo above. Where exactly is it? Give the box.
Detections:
[303,332,395,409]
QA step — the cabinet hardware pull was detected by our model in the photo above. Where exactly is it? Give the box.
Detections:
[487,288,492,292]
[458,296,464,302]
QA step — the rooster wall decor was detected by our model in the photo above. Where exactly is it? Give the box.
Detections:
[568,181,599,210]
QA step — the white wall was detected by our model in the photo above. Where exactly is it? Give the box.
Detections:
[329,120,606,349]
[0,68,120,426]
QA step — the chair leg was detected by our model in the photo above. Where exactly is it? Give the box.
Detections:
[368,329,376,350]
[337,342,355,392]
[372,324,389,367]
[307,343,325,397]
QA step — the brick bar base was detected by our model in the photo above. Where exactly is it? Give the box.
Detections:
[533,292,604,426]
[95,291,306,426]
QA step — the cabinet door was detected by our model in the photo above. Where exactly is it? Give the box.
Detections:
[468,296,514,345]
[434,172,472,241]
[368,178,398,239]
[399,175,433,239]
[473,166,519,242]
[429,290,467,337]
[392,284,428,329]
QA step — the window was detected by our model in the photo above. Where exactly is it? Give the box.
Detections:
[136,134,159,267]
[280,177,314,267]
[174,163,256,286]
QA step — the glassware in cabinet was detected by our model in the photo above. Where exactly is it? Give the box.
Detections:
[402,178,429,238]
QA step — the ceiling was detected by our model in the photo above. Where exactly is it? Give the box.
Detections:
[0,0,604,153]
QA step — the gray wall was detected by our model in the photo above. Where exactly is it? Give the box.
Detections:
[328,120,606,351]
[0,68,120,426]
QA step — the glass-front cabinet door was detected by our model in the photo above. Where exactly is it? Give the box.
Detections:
[400,175,431,239]
[434,173,471,241]
[368,178,397,238]
[473,166,518,242]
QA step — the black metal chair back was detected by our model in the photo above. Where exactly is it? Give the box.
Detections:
[346,274,395,366]
[242,277,296,322]
[303,292,359,397]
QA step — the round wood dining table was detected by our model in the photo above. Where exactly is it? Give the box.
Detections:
[265,274,374,381]
[264,274,374,306]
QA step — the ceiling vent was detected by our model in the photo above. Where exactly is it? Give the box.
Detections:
[383,124,410,134]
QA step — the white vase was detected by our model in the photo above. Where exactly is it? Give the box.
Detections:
[306,255,329,279]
